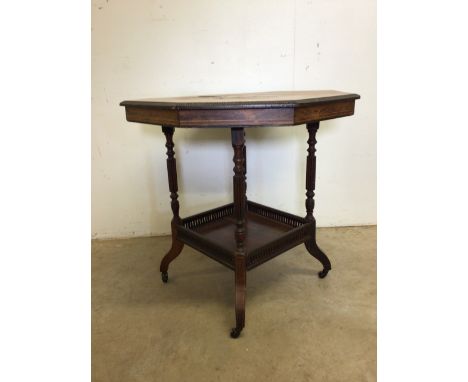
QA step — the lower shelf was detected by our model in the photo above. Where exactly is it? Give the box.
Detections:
[176,201,314,270]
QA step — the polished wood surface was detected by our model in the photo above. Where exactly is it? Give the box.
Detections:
[121,90,360,128]
[177,201,312,271]
[230,128,247,337]
[159,126,183,282]
[120,90,359,109]
[122,89,359,338]
[193,212,291,254]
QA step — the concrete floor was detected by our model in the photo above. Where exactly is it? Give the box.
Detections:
[92,226,376,382]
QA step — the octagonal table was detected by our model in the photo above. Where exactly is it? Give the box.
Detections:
[120,90,360,338]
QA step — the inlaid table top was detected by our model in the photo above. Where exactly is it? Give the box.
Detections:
[120,90,360,128]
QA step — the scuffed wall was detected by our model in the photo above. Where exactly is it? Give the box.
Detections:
[92,0,376,238]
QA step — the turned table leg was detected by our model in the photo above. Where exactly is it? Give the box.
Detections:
[230,128,247,338]
[160,126,184,283]
[304,122,332,278]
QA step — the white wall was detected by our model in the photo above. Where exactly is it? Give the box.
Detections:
[92,0,376,239]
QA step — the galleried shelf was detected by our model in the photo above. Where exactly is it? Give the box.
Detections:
[179,201,312,271]
[120,90,360,338]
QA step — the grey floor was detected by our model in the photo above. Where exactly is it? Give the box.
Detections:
[92,226,376,382]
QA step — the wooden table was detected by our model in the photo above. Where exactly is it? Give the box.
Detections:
[120,90,360,338]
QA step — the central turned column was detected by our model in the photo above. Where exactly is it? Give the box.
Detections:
[230,127,247,338]
[232,128,247,246]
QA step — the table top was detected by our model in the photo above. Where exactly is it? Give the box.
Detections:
[120,90,359,110]
[120,90,360,128]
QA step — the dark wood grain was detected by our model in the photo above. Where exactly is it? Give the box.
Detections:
[159,126,184,281]
[178,108,294,127]
[120,89,358,338]
[230,128,247,338]
[192,211,292,254]
[121,90,360,128]
[125,107,178,125]
[177,201,313,270]
[294,99,355,123]
[161,126,180,222]
[304,123,332,278]
[120,90,359,109]
[305,122,319,222]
